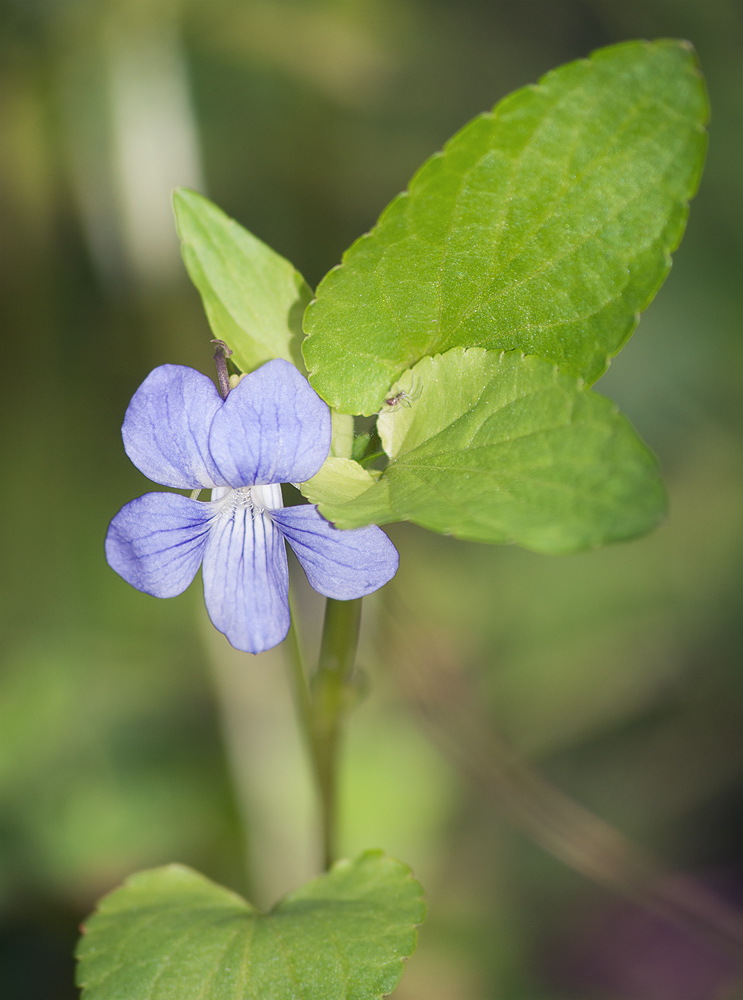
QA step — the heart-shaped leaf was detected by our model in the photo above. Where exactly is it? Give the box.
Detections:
[302,348,666,554]
[303,40,708,414]
[76,851,425,999]
[174,188,312,373]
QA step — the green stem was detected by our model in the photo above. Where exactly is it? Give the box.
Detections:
[285,595,363,872]
[284,603,313,752]
[311,598,363,870]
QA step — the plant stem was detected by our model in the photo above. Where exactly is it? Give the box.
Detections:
[284,605,313,752]
[311,598,363,870]
[285,595,363,872]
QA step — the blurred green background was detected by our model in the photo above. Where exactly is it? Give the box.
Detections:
[1,0,741,997]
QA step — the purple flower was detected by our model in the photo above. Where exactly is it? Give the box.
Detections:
[106,359,398,654]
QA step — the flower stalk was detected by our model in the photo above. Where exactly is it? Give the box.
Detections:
[286,597,363,871]
[312,597,363,870]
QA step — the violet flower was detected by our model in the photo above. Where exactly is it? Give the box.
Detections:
[106,359,398,654]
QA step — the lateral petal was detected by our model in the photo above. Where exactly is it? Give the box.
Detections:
[272,504,399,599]
[105,492,213,597]
[202,502,290,654]
[208,359,331,487]
[123,365,226,488]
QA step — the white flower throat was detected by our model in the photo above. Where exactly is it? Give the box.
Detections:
[211,483,283,517]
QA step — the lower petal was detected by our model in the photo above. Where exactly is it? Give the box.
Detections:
[106,493,213,598]
[202,505,289,654]
[272,505,399,600]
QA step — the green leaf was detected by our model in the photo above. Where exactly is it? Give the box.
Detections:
[330,411,355,459]
[303,40,708,414]
[303,457,380,505]
[174,188,312,373]
[304,348,667,554]
[77,851,425,1000]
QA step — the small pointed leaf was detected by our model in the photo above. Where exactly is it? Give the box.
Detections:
[308,348,667,555]
[77,851,425,1000]
[174,188,312,372]
[303,40,708,414]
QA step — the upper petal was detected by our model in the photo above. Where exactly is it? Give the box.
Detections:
[272,504,399,600]
[208,359,331,487]
[123,365,227,488]
[105,492,213,597]
[202,501,290,654]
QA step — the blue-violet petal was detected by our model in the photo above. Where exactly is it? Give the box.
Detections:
[106,492,213,597]
[208,359,331,487]
[202,494,290,654]
[273,504,399,600]
[123,365,227,489]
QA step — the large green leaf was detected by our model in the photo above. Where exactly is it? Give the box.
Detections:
[77,851,425,999]
[303,40,708,414]
[174,188,312,373]
[302,349,666,554]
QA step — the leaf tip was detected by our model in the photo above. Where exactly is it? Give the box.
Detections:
[172,185,202,213]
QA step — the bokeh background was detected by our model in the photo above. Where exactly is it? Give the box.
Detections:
[1,0,741,996]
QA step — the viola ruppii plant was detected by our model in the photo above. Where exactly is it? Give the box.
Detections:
[79,40,708,999]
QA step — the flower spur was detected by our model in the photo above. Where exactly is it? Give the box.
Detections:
[105,359,398,653]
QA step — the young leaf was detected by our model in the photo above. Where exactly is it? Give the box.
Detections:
[174,188,312,373]
[76,851,425,1000]
[303,348,667,555]
[303,40,708,414]
[303,456,380,505]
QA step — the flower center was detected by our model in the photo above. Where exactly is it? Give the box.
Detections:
[211,483,283,518]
